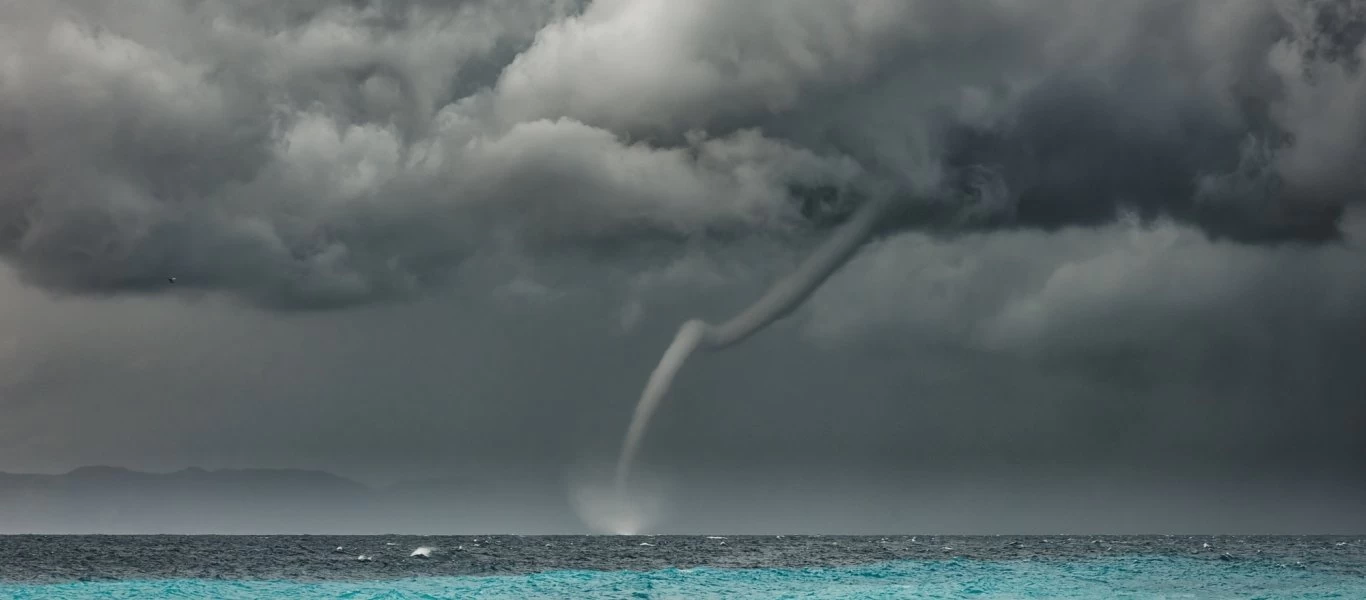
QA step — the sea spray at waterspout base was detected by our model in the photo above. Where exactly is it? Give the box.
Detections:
[613,197,892,493]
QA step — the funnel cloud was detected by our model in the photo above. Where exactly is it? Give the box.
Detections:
[615,198,891,490]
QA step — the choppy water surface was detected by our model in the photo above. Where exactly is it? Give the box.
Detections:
[2,535,1362,598]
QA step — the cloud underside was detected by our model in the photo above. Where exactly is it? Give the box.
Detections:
[0,0,1363,308]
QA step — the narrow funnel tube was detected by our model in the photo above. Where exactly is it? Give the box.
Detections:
[615,198,890,490]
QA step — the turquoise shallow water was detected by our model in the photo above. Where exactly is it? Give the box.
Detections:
[4,556,1364,599]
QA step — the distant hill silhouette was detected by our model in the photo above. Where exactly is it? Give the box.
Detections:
[0,466,581,534]
[0,466,374,534]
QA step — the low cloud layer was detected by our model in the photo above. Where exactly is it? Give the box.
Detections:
[1,0,1363,307]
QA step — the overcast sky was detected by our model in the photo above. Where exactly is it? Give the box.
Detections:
[0,0,1363,532]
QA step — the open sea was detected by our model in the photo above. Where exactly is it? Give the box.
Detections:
[1,535,1363,598]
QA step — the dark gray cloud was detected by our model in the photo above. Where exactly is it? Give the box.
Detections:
[1,0,1364,307]
[1,1,1364,532]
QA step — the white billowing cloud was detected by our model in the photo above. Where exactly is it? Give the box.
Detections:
[491,0,914,132]
[1,0,882,307]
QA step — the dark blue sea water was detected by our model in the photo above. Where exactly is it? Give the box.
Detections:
[2,535,1363,598]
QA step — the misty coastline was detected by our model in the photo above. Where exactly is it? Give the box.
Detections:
[0,466,575,535]
[3,465,1365,535]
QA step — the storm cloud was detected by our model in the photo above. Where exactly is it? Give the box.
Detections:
[0,0,1364,532]
[1,0,1363,307]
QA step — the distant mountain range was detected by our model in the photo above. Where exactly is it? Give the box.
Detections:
[0,466,575,534]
